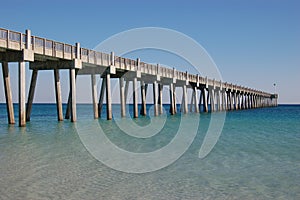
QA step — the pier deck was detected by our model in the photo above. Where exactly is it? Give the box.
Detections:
[0,28,278,126]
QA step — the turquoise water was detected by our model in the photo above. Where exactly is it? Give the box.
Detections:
[0,104,299,199]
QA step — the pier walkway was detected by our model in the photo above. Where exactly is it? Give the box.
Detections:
[0,28,278,126]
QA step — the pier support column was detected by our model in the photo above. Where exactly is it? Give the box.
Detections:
[98,78,106,118]
[153,81,158,116]
[248,94,251,109]
[239,93,242,109]
[247,94,250,109]
[119,77,126,117]
[65,70,78,120]
[26,69,38,122]
[65,95,71,119]
[173,85,177,113]
[158,84,163,114]
[182,85,188,114]
[202,88,208,112]
[70,69,77,122]
[245,94,249,109]
[169,83,175,115]
[243,94,246,109]
[226,92,231,110]
[54,69,63,121]
[233,92,237,110]
[125,80,129,104]
[190,89,194,112]
[208,88,215,112]
[140,81,148,116]
[230,92,234,110]
[19,62,26,127]
[1,62,15,124]
[241,93,244,109]
[133,77,138,118]
[222,91,226,111]
[91,74,99,119]
[194,87,199,113]
[255,95,258,108]
[106,73,112,120]
[216,89,220,111]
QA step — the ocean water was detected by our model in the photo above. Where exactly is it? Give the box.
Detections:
[0,104,299,200]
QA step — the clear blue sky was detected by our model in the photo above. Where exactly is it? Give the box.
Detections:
[0,0,299,104]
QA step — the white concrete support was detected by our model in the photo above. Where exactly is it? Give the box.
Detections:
[91,74,99,119]
[236,93,239,109]
[216,89,220,111]
[233,92,237,110]
[230,92,234,110]
[241,94,245,109]
[244,94,247,108]
[169,83,175,115]
[158,84,163,114]
[245,94,250,109]
[248,94,251,109]
[125,80,129,104]
[2,62,15,124]
[245,94,249,109]
[153,81,158,116]
[133,77,138,118]
[239,93,242,109]
[19,61,26,127]
[227,92,231,110]
[65,70,78,120]
[140,80,146,116]
[140,81,148,116]
[119,77,126,117]
[70,69,77,122]
[202,88,208,112]
[222,91,226,111]
[54,69,63,121]
[98,78,106,118]
[106,73,112,120]
[255,96,258,108]
[173,85,177,113]
[190,89,195,112]
[194,87,199,113]
[26,69,38,121]
[65,95,71,119]
[209,88,215,112]
[182,85,188,114]
[247,94,250,108]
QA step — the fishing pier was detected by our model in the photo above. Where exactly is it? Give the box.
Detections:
[0,28,278,127]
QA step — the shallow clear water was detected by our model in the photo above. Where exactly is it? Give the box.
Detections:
[0,104,299,199]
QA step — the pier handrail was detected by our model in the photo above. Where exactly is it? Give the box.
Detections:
[0,27,274,97]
